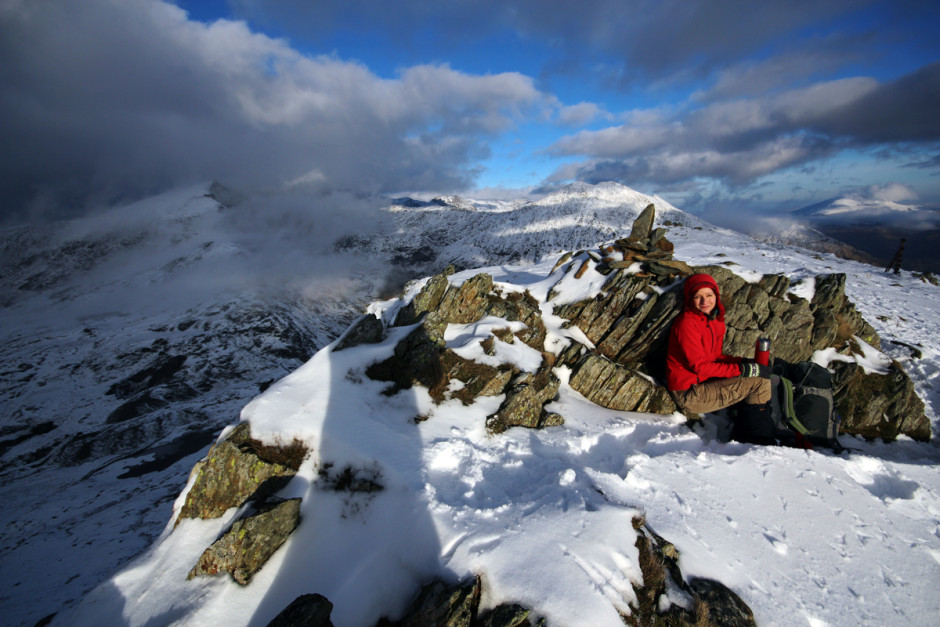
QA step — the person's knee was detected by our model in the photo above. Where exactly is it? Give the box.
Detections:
[750,377,771,404]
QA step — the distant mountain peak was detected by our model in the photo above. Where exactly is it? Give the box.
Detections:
[793,195,919,221]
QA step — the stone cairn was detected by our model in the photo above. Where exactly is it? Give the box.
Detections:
[550,203,692,280]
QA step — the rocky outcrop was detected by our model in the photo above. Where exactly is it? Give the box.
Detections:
[179,423,308,585]
[357,515,752,627]
[367,272,559,432]
[831,360,930,441]
[177,422,306,522]
[360,204,928,441]
[266,593,335,627]
[189,497,302,585]
[631,517,756,627]
[544,210,927,442]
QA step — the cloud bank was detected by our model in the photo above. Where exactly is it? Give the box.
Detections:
[1,0,938,224]
[0,0,547,221]
[547,64,940,189]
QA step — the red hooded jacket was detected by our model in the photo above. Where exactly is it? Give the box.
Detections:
[666,273,742,391]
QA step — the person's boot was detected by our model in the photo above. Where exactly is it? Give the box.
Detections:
[730,402,776,445]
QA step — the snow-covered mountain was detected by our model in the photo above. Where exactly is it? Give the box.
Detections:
[2,181,939,626]
[784,192,940,274]
[0,180,697,625]
[744,218,882,267]
[793,195,921,221]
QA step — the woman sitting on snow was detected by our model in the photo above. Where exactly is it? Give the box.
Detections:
[666,273,773,441]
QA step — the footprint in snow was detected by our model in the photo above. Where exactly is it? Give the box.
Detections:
[762,532,788,555]
[844,457,919,501]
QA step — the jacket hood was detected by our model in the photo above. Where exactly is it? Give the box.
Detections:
[682,273,725,320]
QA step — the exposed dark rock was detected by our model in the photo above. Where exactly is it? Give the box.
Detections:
[105,391,170,424]
[117,427,218,479]
[486,366,561,433]
[629,204,656,241]
[687,578,756,627]
[177,422,306,522]
[369,268,555,430]
[334,314,384,351]
[188,497,302,585]
[106,354,188,399]
[809,273,880,350]
[475,604,543,627]
[367,319,521,405]
[394,266,454,326]
[364,204,929,441]
[551,243,926,439]
[629,517,756,627]
[0,420,56,457]
[562,351,677,414]
[390,576,480,627]
[831,360,930,441]
[379,575,545,627]
[437,273,497,324]
[267,593,334,627]
[647,258,691,276]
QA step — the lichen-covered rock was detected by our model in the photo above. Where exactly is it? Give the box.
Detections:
[629,203,656,241]
[629,517,756,627]
[475,604,543,627]
[370,268,556,431]
[686,578,757,627]
[177,422,305,522]
[267,593,334,627]
[367,205,928,441]
[436,273,496,324]
[563,351,677,414]
[486,366,562,433]
[553,271,654,348]
[188,497,302,585]
[394,266,454,326]
[832,360,930,441]
[809,273,880,350]
[334,314,384,351]
[379,576,546,627]
[366,323,518,404]
[391,576,480,627]
[550,245,928,439]
[377,521,756,625]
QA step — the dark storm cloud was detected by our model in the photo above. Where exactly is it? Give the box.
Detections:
[809,62,940,143]
[0,0,546,222]
[546,62,940,189]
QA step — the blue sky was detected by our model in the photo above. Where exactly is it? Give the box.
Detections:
[1,0,938,222]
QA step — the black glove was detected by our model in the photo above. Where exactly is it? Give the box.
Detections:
[740,362,771,378]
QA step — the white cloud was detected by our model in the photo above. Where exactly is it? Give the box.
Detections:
[556,102,608,126]
[863,183,918,203]
[545,72,930,189]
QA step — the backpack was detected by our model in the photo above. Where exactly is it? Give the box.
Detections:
[729,359,844,451]
[772,359,843,451]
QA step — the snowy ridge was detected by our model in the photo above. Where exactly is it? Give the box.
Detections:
[794,195,919,220]
[2,181,940,626]
[0,183,377,627]
[372,181,708,277]
[66,202,940,626]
